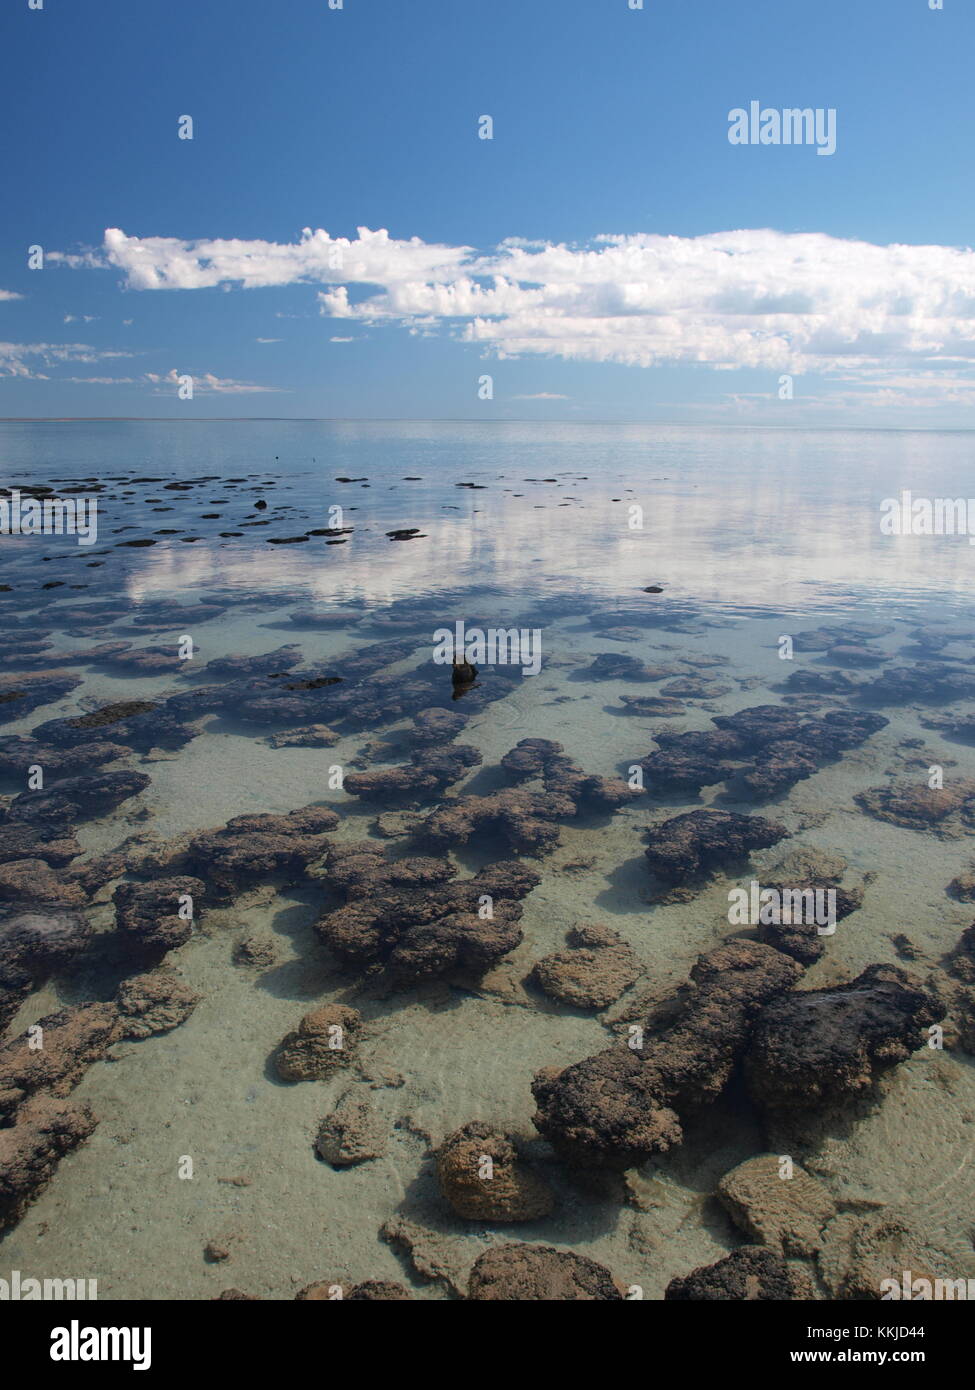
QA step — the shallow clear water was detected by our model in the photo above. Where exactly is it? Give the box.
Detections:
[1,421,973,1300]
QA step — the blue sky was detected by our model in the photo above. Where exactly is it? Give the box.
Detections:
[1,0,972,423]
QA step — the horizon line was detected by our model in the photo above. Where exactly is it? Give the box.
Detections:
[0,417,973,434]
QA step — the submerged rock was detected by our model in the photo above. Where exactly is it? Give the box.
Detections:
[0,1003,119,1120]
[0,671,83,725]
[531,924,640,1009]
[717,1154,837,1257]
[436,1121,555,1222]
[33,701,196,753]
[0,738,129,777]
[113,876,205,955]
[409,707,468,745]
[344,744,481,805]
[275,1004,361,1082]
[500,738,639,811]
[315,1089,386,1167]
[664,1246,806,1300]
[585,653,674,682]
[345,1280,411,1300]
[0,823,81,869]
[8,770,150,825]
[745,964,942,1110]
[0,906,92,1031]
[467,1244,621,1300]
[0,1095,97,1229]
[203,645,303,678]
[266,724,339,748]
[417,789,572,857]
[855,781,975,835]
[232,932,278,970]
[138,805,339,900]
[0,859,87,910]
[644,810,788,891]
[818,1210,939,1300]
[115,967,201,1038]
[532,941,800,1167]
[618,695,686,718]
[316,845,539,984]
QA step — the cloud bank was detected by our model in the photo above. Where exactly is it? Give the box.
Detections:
[55,225,975,387]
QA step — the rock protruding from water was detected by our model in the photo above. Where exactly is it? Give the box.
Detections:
[437,1121,555,1222]
[467,1244,622,1300]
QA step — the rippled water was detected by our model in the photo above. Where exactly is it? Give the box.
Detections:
[1,421,973,1300]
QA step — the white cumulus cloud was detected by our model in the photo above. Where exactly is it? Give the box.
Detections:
[52,225,975,389]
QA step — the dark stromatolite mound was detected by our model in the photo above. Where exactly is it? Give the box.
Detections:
[437,1121,555,1222]
[346,1281,412,1301]
[7,770,150,825]
[417,788,574,856]
[0,822,82,868]
[201,644,303,678]
[344,744,482,805]
[531,941,801,1167]
[639,745,730,794]
[0,1002,120,1120]
[113,877,206,955]
[664,1246,804,1301]
[500,738,564,779]
[0,906,92,1031]
[5,641,136,672]
[0,671,84,726]
[780,667,861,695]
[500,738,640,811]
[137,805,339,900]
[274,1004,361,1082]
[738,740,822,800]
[467,1244,622,1301]
[637,706,888,802]
[126,599,227,629]
[33,701,196,753]
[585,652,671,682]
[0,1095,98,1230]
[409,707,468,745]
[712,704,882,749]
[531,924,640,1009]
[97,645,191,675]
[644,810,788,890]
[826,643,888,667]
[858,662,975,705]
[541,755,640,811]
[745,964,942,1111]
[315,845,539,983]
[755,883,864,966]
[0,737,129,777]
[294,1278,410,1300]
